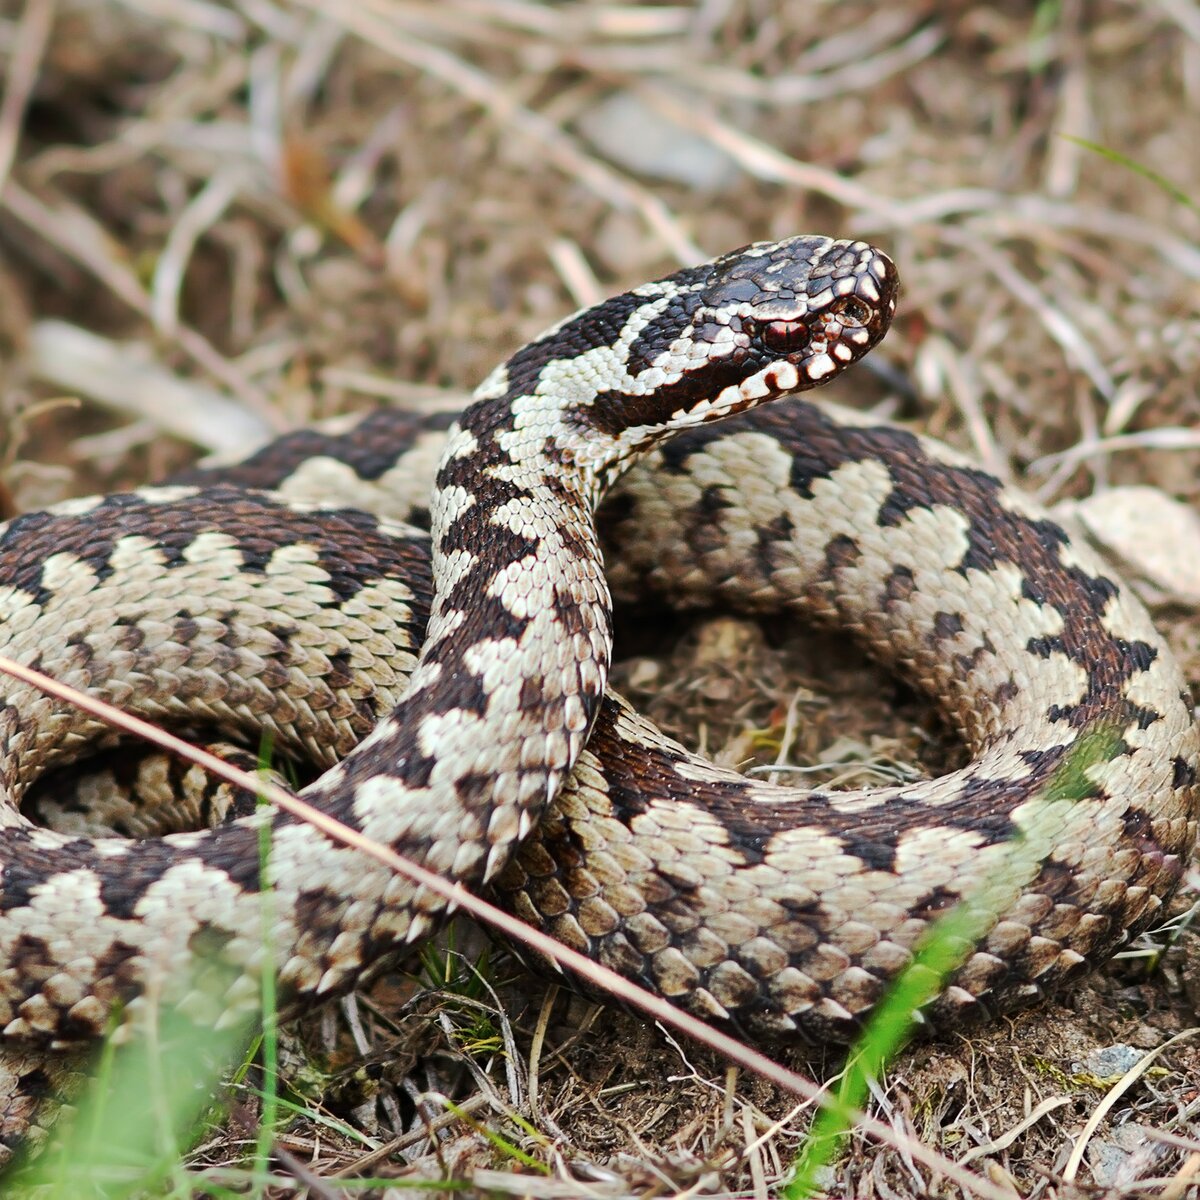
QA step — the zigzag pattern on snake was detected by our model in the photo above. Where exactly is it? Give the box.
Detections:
[0,235,1196,1152]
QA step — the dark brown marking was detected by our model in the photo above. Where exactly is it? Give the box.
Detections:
[170,409,457,489]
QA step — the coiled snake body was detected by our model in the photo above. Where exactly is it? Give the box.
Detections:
[0,235,1196,1150]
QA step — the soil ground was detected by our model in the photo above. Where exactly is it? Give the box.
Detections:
[1,1,1200,1196]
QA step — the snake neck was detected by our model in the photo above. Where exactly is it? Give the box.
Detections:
[316,236,896,885]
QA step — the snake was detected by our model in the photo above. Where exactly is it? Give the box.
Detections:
[0,234,1196,1155]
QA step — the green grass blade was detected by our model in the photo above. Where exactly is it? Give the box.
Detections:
[19,1000,255,1198]
[252,788,280,1197]
[439,1099,550,1174]
[17,749,289,1199]
[785,721,1125,1196]
[1062,136,1199,213]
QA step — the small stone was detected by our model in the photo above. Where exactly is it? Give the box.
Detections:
[1057,486,1200,606]
[1076,1043,1145,1080]
[1085,1139,1130,1187]
[576,89,740,190]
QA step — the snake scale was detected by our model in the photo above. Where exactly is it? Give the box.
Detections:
[0,234,1197,1153]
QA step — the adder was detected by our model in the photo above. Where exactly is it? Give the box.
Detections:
[0,234,1195,1152]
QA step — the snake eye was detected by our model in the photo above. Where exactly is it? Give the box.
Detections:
[761,319,810,353]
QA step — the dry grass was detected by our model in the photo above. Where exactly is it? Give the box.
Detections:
[1,0,1200,1196]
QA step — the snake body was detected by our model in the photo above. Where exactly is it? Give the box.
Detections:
[0,235,1196,1149]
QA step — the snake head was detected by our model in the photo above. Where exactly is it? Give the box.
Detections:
[466,234,897,478]
[702,234,897,390]
[576,234,898,452]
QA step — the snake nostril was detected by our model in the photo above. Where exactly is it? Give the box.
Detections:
[835,297,872,324]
